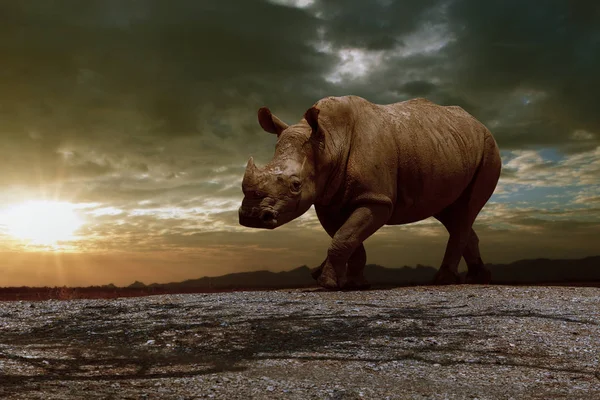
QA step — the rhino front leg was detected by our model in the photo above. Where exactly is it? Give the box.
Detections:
[311,206,345,281]
[345,244,371,290]
[317,204,391,290]
[311,245,370,290]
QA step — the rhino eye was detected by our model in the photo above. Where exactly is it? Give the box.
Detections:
[290,178,302,194]
[254,191,265,198]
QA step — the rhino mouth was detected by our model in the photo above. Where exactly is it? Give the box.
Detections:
[238,207,279,229]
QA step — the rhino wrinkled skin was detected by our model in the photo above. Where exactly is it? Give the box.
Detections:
[239,95,502,290]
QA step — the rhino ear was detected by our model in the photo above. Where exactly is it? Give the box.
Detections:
[258,107,288,136]
[304,106,321,139]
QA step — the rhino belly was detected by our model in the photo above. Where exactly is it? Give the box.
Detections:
[386,173,474,225]
[387,201,455,225]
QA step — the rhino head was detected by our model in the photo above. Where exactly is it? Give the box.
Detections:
[238,106,321,229]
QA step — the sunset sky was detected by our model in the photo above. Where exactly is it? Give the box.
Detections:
[0,0,599,287]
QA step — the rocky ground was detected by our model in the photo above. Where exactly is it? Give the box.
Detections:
[0,285,599,399]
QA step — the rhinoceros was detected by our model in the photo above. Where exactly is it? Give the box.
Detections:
[238,95,501,290]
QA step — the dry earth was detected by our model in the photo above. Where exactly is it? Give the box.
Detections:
[0,285,599,399]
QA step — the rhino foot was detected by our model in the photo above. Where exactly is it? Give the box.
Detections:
[312,259,369,290]
[341,275,371,291]
[316,260,346,290]
[465,267,492,285]
[317,274,340,290]
[433,268,461,285]
[310,263,325,280]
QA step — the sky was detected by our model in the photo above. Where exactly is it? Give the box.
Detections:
[0,0,599,287]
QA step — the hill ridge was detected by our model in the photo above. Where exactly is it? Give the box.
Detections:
[128,255,600,289]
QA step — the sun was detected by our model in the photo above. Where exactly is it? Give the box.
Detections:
[0,201,84,246]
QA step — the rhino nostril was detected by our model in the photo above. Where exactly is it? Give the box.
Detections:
[260,210,275,223]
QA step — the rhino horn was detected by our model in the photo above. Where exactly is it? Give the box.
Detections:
[243,157,259,186]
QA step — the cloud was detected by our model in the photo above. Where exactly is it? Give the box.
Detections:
[312,0,441,50]
[0,0,335,190]
[497,146,600,189]
[303,0,600,152]
[0,0,599,285]
[442,0,600,150]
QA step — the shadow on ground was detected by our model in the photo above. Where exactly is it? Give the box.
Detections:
[2,290,598,395]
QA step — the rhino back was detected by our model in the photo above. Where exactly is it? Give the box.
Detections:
[344,97,491,223]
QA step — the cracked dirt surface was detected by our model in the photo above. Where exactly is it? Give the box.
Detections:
[0,285,599,399]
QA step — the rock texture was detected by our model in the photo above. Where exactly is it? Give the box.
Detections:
[1,285,599,399]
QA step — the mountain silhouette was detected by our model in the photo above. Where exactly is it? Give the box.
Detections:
[127,281,147,289]
[132,256,600,290]
[485,256,600,284]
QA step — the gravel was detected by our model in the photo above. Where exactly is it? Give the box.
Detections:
[0,285,599,399]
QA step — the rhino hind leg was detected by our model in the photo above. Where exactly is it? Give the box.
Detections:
[433,221,469,285]
[463,229,492,284]
[432,193,480,285]
[434,134,501,285]
[433,203,489,285]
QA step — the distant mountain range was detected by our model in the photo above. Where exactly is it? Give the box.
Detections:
[129,256,600,290]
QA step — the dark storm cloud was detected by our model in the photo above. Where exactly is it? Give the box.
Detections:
[0,0,337,191]
[312,0,440,50]
[2,0,599,187]
[400,80,437,97]
[0,0,330,125]
[308,0,600,151]
[442,0,600,150]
